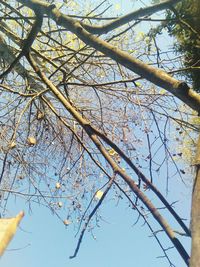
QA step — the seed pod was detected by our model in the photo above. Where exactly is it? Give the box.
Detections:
[55,182,61,189]
[37,111,45,120]
[9,141,16,149]
[27,136,36,146]
[63,219,71,225]
[58,202,63,208]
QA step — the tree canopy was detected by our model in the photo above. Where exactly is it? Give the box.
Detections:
[0,0,199,266]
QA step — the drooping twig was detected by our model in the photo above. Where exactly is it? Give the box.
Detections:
[70,173,116,259]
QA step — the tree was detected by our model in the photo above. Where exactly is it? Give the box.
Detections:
[0,0,199,266]
[152,0,200,91]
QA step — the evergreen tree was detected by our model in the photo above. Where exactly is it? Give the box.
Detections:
[163,0,200,91]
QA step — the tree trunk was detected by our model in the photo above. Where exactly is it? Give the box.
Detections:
[190,135,200,267]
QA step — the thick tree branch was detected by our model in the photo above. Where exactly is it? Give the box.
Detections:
[17,0,200,112]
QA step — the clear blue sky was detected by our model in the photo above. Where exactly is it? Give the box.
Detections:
[0,1,192,267]
[1,186,191,267]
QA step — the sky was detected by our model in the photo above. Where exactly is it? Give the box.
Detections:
[0,187,191,267]
[0,0,192,267]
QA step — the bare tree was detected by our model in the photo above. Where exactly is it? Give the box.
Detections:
[0,0,199,266]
